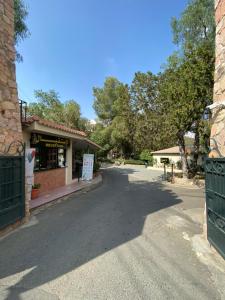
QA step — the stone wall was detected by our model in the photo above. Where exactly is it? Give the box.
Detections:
[0,0,30,231]
[0,0,23,153]
[210,0,225,157]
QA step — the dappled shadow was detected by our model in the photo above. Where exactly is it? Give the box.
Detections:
[0,167,182,299]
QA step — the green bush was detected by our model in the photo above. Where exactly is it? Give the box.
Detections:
[176,160,182,170]
[93,161,100,173]
[175,173,183,178]
[139,149,153,165]
[32,183,41,189]
[124,159,145,165]
[115,158,125,165]
[98,157,114,164]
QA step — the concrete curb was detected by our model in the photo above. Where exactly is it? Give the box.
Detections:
[162,180,205,190]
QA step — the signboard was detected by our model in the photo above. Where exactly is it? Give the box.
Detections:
[25,148,36,177]
[30,133,70,148]
[160,157,169,164]
[82,154,94,181]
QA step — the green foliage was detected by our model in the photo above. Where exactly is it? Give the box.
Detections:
[32,183,41,189]
[161,0,215,176]
[28,90,88,131]
[93,77,122,125]
[92,79,134,157]
[139,149,153,164]
[14,0,29,61]
[124,159,145,165]
[176,160,183,170]
[98,157,114,164]
[171,0,215,51]
[93,161,100,173]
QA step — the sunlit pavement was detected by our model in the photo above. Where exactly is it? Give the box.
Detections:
[0,166,224,300]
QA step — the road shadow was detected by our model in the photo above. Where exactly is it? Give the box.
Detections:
[0,167,182,299]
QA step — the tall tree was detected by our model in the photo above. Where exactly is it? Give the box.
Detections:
[158,43,214,176]
[28,90,87,131]
[167,0,215,176]
[93,77,122,125]
[92,80,134,157]
[130,72,158,114]
[171,0,215,51]
[111,84,134,157]
[130,71,176,154]
[14,0,29,61]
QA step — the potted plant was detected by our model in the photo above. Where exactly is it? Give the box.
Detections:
[31,183,41,199]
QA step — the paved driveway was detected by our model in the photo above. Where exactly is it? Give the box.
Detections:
[0,166,224,299]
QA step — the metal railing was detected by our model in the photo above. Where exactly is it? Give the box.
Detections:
[19,99,27,123]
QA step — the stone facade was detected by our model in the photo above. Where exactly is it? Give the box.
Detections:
[0,0,23,153]
[0,0,30,232]
[210,0,225,157]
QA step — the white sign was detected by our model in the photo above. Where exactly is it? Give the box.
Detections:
[25,148,36,177]
[82,154,94,181]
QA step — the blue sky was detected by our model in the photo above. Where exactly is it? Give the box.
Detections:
[16,0,188,120]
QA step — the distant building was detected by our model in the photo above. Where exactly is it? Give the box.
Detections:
[152,146,205,169]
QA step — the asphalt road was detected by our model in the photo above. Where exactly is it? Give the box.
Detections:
[0,166,224,300]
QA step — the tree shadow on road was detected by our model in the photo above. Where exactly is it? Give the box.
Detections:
[0,167,183,299]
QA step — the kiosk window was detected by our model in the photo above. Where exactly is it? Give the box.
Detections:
[31,134,68,171]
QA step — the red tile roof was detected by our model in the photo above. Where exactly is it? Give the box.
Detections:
[152,146,180,154]
[23,115,87,137]
[152,145,193,155]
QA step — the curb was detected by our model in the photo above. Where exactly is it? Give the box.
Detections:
[162,180,205,190]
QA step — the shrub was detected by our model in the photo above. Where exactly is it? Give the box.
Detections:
[175,173,183,178]
[124,159,145,165]
[139,149,153,165]
[98,157,114,164]
[93,161,100,173]
[32,183,41,189]
[153,158,157,166]
[176,160,182,170]
[115,158,125,165]
[140,149,152,161]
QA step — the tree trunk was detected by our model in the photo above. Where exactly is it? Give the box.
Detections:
[192,121,200,176]
[178,132,189,179]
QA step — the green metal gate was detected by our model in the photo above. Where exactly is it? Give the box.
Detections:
[205,158,225,259]
[0,142,25,229]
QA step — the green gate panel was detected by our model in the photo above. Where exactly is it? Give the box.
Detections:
[205,158,225,259]
[0,155,25,229]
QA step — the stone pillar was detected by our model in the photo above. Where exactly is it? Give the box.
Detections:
[210,0,225,157]
[0,0,30,229]
[0,0,23,153]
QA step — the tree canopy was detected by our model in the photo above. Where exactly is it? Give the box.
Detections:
[28,90,89,131]
[14,0,29,61]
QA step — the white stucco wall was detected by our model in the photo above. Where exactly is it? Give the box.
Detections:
[153,153,204,169]
[153,153,181,168]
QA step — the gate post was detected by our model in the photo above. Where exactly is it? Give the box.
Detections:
[0,0,23,152]
[210,0,225,158]
[203,1,225,253]
[0,1,30,233]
